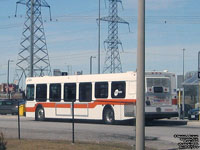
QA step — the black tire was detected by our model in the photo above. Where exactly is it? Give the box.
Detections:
[35,107,45,121]
[103,108,115,124]
[196,115,199,120]
[11,113,16,115]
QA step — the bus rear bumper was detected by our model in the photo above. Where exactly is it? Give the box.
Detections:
[145,112,178,119]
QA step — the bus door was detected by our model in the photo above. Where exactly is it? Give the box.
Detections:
[146,77,171,107]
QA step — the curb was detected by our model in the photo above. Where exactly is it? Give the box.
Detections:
[187,121,200,127]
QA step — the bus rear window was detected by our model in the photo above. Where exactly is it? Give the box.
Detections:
[147,78,170,87]
[154,87,163,93]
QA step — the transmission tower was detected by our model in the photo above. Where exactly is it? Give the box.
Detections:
[100,0,129,73]
[15,0,52,85]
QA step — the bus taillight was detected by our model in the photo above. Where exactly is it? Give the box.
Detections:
[172,99,177,105]
[164,87,169,93]
[147,87,153,92]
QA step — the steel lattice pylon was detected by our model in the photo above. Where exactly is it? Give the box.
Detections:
[15,0,51,85]
[100,0,129,73]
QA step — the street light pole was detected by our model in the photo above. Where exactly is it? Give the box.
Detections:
[182,48,185,119]
[90,56,96,74]
[7,60,13,99]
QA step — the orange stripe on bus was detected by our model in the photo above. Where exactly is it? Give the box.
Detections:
[26,107,35,112]
[55,104,71,108]
[96,99,136,103]
[25,99,136,112]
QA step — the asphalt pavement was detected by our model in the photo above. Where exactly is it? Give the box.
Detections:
[0,116,200,150]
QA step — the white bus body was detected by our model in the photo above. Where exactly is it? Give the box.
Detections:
[25,71,178,123]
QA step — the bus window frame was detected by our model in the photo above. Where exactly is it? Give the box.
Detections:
[79,82,92,102]
[49,83,61,102]
[111,81,126,98]
[95,82,108,99]
[64,83,76,102]
[26,84,34,101]
[36,84,47,102]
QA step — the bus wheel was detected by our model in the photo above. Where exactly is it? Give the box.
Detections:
[35,107,45,121]
[103,108,115,124]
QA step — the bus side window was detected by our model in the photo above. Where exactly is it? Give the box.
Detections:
[111,81,126,98]
[79,83,92,102]
[36,84,47,102]
[95,82,108,98]
[26,84,34,101]
[49,84,61,102]
[64,83,76,102]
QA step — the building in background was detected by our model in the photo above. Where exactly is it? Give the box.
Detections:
[0,83,17,93]
[182,71,199,108]
[0,83,24,99]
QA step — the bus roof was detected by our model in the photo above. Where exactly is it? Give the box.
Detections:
[26,71,175,84]
[26,71,137,84]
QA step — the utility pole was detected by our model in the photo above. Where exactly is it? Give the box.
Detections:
[90,56,96,74]
[136,0,145,149]
[67,65,72,75]
[30,0,34,77]
[182,48,185,119]
[198,51,200,121]
[98,0,101,74]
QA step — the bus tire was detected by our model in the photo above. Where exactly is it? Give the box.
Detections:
[103,107,115,124]
[35,106,45,121]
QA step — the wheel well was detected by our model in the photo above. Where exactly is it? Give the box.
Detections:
[35,104,43,110]
[102,105,114,119]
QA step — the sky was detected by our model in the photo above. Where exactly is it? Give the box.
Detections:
[0,0,200,84]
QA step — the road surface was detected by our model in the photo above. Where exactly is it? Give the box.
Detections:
[0,115,199,149]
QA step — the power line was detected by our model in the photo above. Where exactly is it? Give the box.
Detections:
[3,14,200,24]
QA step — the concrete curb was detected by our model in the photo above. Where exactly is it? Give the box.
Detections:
[187,121,200,127]
[146,119,188,126]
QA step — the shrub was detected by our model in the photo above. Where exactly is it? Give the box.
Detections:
[0,132,7,150]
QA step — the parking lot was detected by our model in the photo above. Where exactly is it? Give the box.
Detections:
[0,115,199,149]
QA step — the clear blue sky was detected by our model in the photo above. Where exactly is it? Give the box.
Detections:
[0,0,200,84]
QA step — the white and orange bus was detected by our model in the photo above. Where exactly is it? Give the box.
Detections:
[25,71,178,124]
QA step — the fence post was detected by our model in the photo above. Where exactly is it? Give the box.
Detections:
[72,100,75,143]
[18,101,21,140]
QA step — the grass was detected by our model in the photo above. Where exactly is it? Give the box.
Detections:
[0,132,7,150]
[6,139,135,150]
[6,139,156,150]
